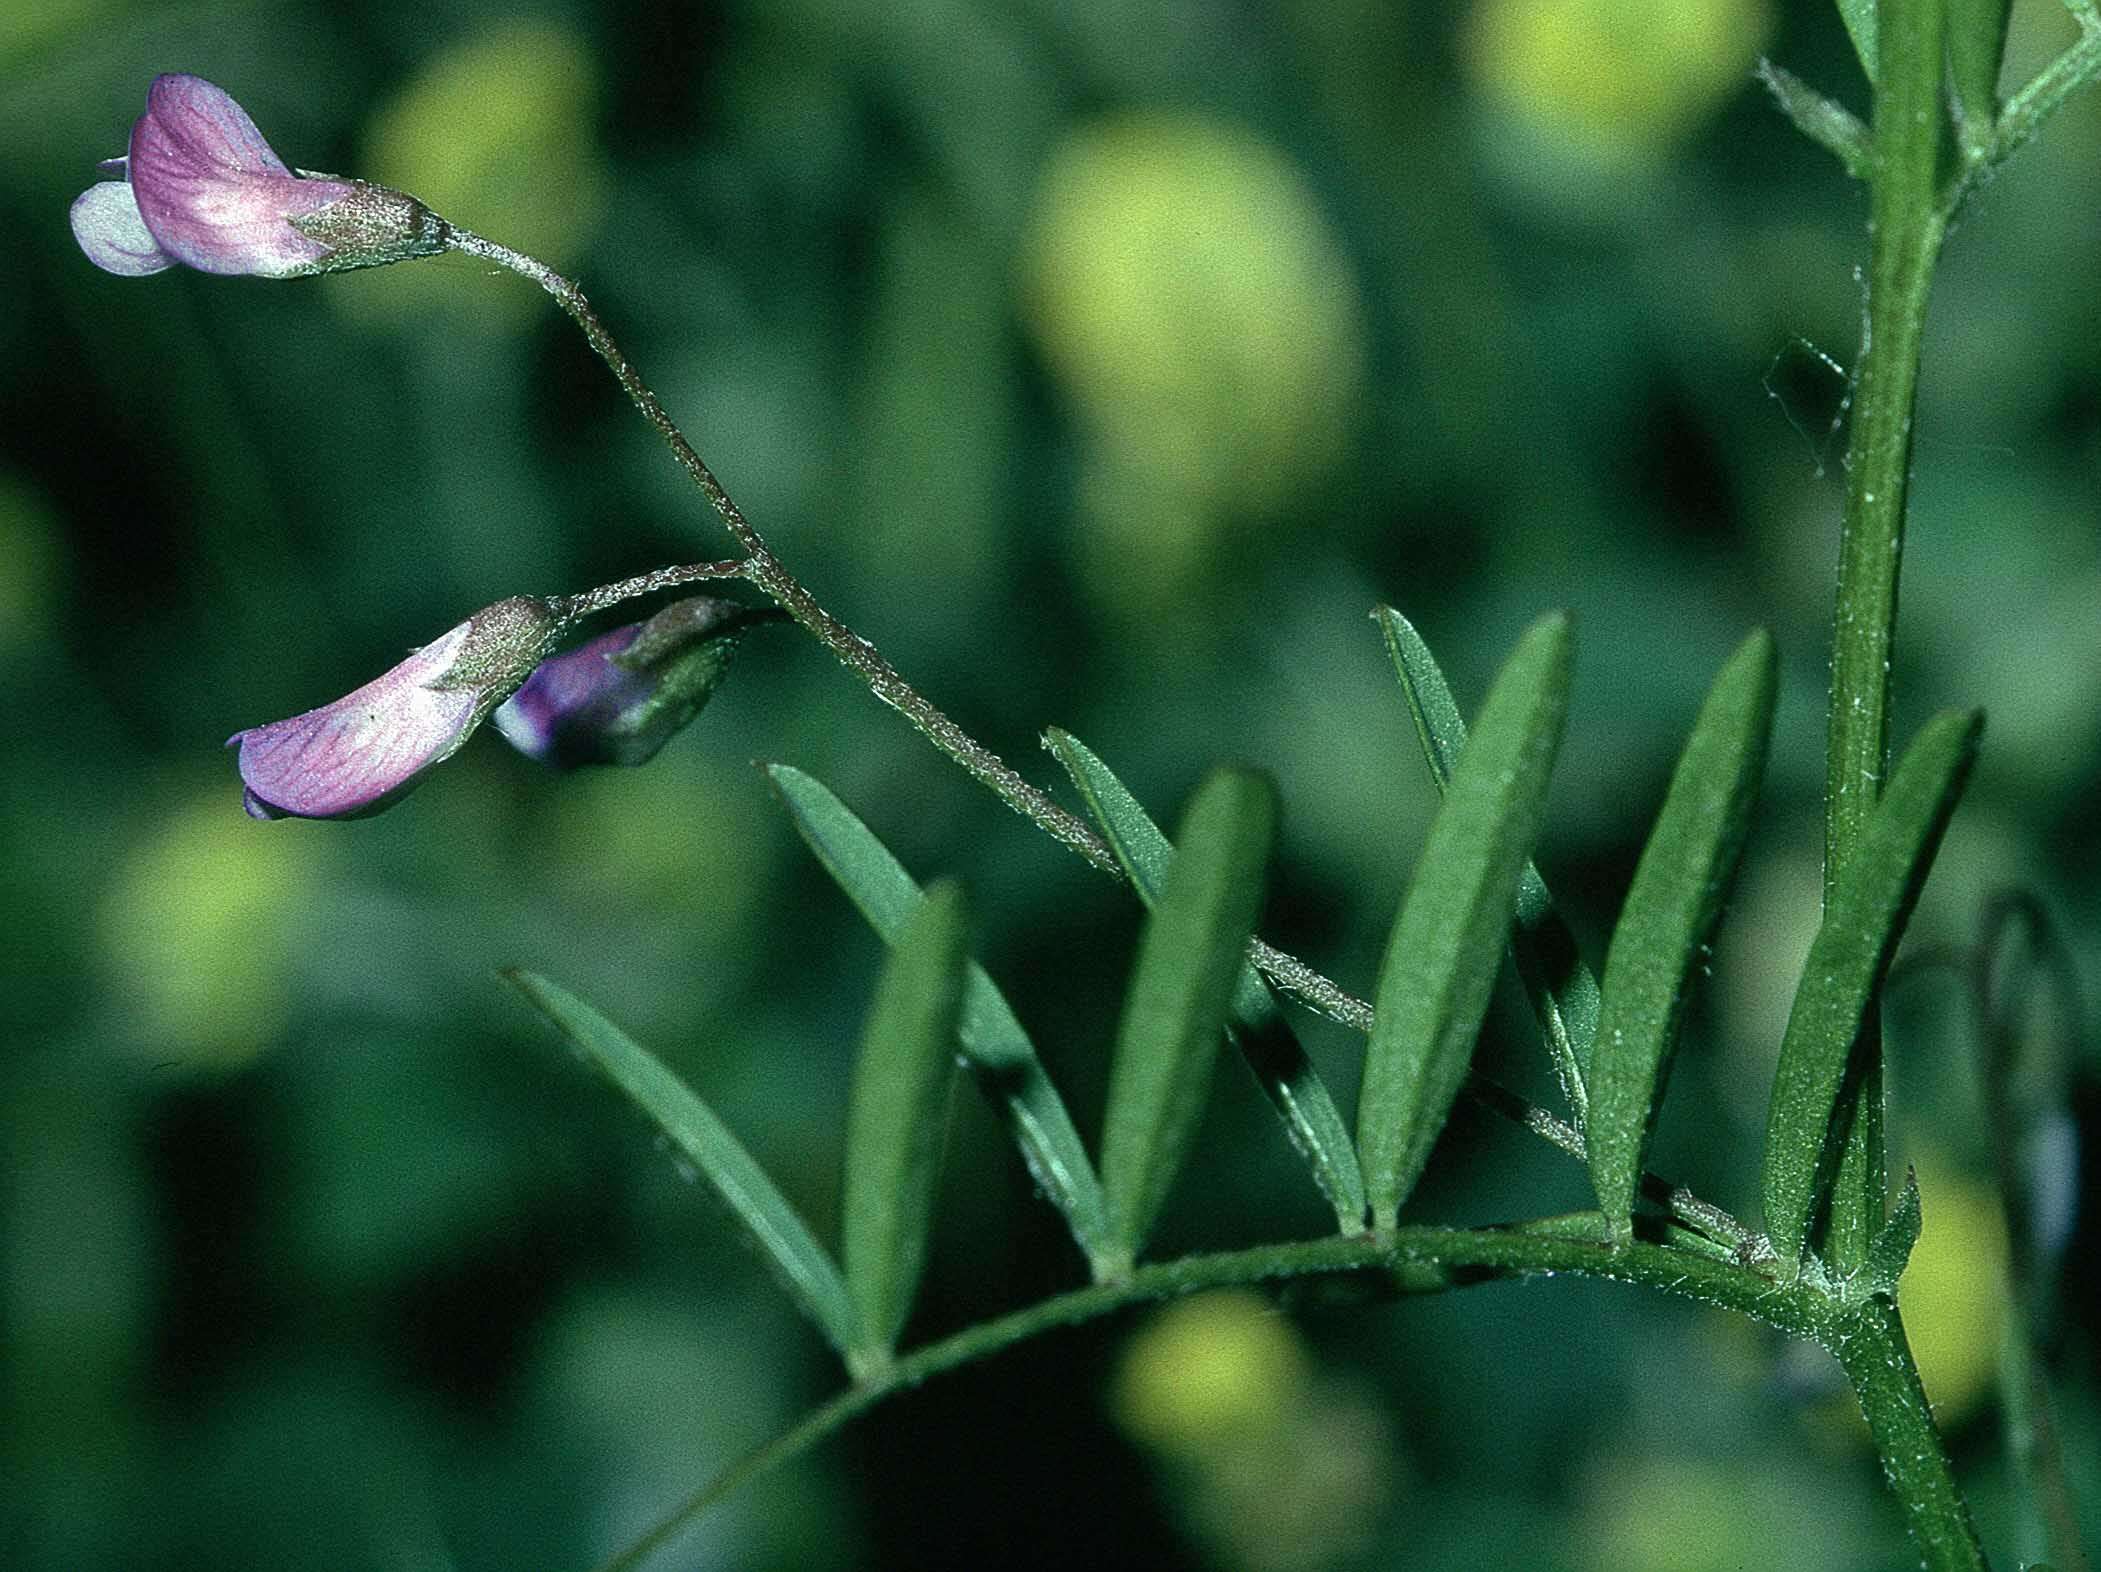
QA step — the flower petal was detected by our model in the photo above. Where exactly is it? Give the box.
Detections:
[127,73,353,276]
[230,623,479,819]
[493,625,650,765]
[145,73,292,176]
[494,598,762,769]
[69,180,173,276]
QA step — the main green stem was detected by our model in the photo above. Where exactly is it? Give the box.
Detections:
[1822,0,1948,1276]
[1818,3,1984,1568]
[1828,1298,1987,1570]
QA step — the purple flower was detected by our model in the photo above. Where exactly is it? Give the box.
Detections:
[71,73,446,279]
[495,598,770,769]
[230,597,561,820]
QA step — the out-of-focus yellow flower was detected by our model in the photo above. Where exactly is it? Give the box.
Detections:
[1020,112,1364,619]
[1113,1290,1391,1572]
[538,755,773,929]
[1114,1289,1311,1456]
[100,789,331,1066]
[1463,0,1773,163]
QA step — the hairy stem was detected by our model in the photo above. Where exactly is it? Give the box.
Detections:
[445,227,1119,877]
[1826,1298,1988,1571]
[439,237,1429,1020]
[548,558,750,622]
[440,234,1408,1021]
[1808,7,1989,1568]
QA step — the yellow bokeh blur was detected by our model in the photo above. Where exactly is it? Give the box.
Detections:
[1020,112,1364,618]
[1899,1161,2008,1426]
[1113,1290,1392,1570]
[1582,1454,1782,1572]
[1113,1288,1312,1457]
[333,21,605,326]
[1463,0,1773,162]
[99,789,332,1068]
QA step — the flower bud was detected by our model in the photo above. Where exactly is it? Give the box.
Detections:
[71,74,447,279]
[494,597,770,769]
[230,597,560,820]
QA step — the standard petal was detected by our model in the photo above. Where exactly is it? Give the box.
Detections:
[127,74,353,275]
[230,623,480,819]
[69,181,173,276]
[145,73,291,176]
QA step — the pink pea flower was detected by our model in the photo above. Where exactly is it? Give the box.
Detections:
[230,598,562,820]
[495,598,772,769]
[70,73,445,279]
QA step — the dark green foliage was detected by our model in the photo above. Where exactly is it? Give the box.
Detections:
[1359,614,1573,1229]
[1587,630,1776,1242]
[1097,769,1277,1272]
[1045,727,1366,1230]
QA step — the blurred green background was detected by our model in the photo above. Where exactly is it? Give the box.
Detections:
[4,1,2097,1567]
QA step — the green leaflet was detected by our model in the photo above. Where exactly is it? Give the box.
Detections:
[1375,606,1599,1124]
[503,969,863,1357]
[1097,770,1277,1274]
[1044,728,1367,1231]
[1758,60,1875,181]
[1856,1166,1923,1303]
[1839,0,1878,84]
[1947,0,2012,144]
[841,881,969,1373]
[1359,613,1573,1229]
[1588,630,1777,1243]
[1759,710,1982,1266]
[766,765,1114,1274]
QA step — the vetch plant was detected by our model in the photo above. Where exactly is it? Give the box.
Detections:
[71,7,2101,1566]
